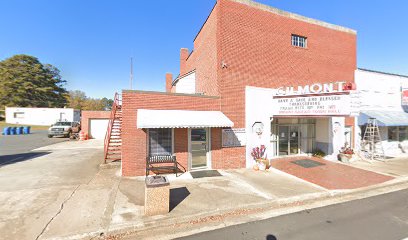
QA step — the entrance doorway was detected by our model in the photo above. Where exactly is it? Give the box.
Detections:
[189,128,210,169]
[278,125,300,156]
[271,118,316,157]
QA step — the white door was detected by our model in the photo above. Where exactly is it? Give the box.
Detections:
[89,119,109,139]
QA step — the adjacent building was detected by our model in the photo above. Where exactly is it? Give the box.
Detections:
[5,107,80,126]
[355,68,408,157]
[119,0,357,176]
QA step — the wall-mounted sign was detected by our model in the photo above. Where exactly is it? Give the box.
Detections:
[273,94,353,116]
[349,90,361,116]
[402,89,408,106]
[252,122,264,136]
[275,81,355,96]
[222,128,246,147]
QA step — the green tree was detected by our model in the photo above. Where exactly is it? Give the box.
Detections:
[0,54,67,108]
[101,97,114,110]
[66,90,114,111]
[66,90,87,109]
[82,98,105,111]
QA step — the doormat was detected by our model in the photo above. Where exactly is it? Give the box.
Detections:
[190,170,222,179]
[291,159,325,168]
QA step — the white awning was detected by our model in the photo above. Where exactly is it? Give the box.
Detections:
[137,109,234,128]
[359,110,408,126]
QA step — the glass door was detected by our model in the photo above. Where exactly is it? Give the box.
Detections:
[278,125,300,156]
[278,126,289,156]
[191,128,208,169]
[289,126,300,155]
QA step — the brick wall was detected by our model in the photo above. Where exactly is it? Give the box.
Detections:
[81,111,111,137]
[218,0,356,127]
[121,90,222,176]
[178,4,220,96]
[215,0,357,167]
[128,0,357,176]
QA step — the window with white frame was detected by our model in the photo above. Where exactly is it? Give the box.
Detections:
[291,34,307,48]
[149,129,173,156]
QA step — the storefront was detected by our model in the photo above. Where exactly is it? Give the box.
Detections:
[245,82,359,167]
[355,68,408,157]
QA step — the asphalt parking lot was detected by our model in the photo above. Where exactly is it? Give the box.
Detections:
[0,130,68,166]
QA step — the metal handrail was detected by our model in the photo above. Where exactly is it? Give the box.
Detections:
[104,93,121,163]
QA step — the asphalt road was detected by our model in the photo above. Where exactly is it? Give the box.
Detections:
[0,130,67,166]
[178,189,408,240]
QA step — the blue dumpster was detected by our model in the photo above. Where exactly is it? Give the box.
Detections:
[10,127,16,135]
[16,127,24,135]
[2,127,10,135]
[23,126,31,134]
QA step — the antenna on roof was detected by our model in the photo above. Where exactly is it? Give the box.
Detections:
[130,57,134,90]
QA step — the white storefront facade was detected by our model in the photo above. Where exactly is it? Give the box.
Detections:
[355,68,408,157]
[245,82,359,167]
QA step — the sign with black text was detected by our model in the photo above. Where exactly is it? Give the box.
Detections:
[222,128,246,147]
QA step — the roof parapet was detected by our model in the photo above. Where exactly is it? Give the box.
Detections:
[230,0,357,35]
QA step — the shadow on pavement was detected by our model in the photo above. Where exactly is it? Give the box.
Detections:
[170,187,190,212]
[0,152,51,167]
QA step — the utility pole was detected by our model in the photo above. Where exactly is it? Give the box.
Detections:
[130,57,133,90]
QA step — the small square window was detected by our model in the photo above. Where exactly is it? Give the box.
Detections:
[291,34,307,48]
[14,112,24,119]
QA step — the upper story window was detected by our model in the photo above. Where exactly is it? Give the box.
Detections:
[291,34,307,48]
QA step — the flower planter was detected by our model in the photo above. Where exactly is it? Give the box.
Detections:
[338,153,352,163]
[258,161,266,171]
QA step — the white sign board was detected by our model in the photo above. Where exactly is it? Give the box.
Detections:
[349,91,361,116]
[222,128,246,147]
[273,94,352,116]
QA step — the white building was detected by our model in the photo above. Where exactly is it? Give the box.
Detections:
[355,68,408,157]
[5,107,80,126]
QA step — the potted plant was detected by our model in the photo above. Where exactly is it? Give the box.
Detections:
[338,147,354,162]
[251,145,269,170]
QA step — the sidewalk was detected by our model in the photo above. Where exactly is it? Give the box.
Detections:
[37,158,408,240]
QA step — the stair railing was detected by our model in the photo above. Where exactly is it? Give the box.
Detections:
[104,92,121,163]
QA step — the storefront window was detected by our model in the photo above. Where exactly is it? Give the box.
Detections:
[149,129,172,156]
[399,127,408,141]
[388,126,408,142]
[271,118,316,156]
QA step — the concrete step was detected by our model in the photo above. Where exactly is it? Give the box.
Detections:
[109,139,122,142]
[108,150,121,154]
[108,146,122,152]
[107,152,121,156]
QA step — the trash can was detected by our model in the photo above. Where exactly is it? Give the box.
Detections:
[23,126,31,134]
[16,127,24,135]
[9,127,16,135]
[2,127,10,135]
[144,176,170,216]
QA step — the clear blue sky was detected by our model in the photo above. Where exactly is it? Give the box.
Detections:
[0,0,407,99]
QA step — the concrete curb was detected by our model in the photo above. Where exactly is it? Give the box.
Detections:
[98,177,408,240]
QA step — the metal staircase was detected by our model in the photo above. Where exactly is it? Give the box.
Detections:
[360,118,385,161]
[104,93,122,163]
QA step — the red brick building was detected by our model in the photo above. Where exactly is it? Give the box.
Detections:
[119,0,357,176]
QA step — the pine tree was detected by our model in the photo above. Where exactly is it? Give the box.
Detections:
[0,54,67,108]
